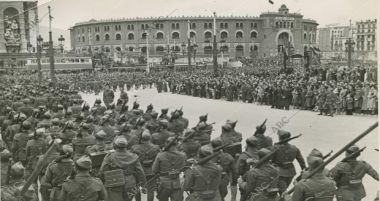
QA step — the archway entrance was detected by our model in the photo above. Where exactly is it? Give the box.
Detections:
[277,32,291,53]
[235,45,244,58]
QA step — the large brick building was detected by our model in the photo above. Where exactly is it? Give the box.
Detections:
[70,5,318,59]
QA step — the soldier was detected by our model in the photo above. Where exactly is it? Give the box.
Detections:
[40,145,75,201]
[131,132,160,201]
[298,149,330,180]
[72,123,96,160]
[193,114,213,146]
[152,136,186,201]
[86,130,113,154]
[11,120,32,165]
[220,123,241,145]
[272,130,306,194]
[292,155,336,201]
[100,136,146,201]
[183,145,222,201]
[145,111,160,134]
[145,104,154,114]
[158,108,170,121]
[330,145,379,201]
[210,138,238,201]
[151,119,175,148]
[168,110,185,135]
[254,122,273,150]
[25,128,48,178]
[324,86,337,117]
[58,156,107,201]
[180,129,201,159]
[244,148,279,201]
[177,109,189,129]
[237,136,260,201]
[226,120,242,142]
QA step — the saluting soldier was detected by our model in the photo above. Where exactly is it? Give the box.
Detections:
[100,136,147,201]
[271,130,306,194]
[330,145,379,201]
[152,136,186,201]
[58,156,107,201]
[183,145,222,201]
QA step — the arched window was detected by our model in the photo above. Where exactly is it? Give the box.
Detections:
[221,45,229,52]
[172,46,180,52]
[156,46,165,54]
[128,33,134,40]
[204,46,213,54]
[141,47,147,54]
[128,47,134,52]
[204,31,212,39]
[156,32,164,39]
[304,33,307,40]
[142,32,147,39]
[105,34,110,41]
[309,33,312,42]
[82,36,85,42]
[204,23,208,29]
[209,23,212,29]
[220,23,224,29]
[95,35,100,41]
[116,33,121,40]
[190,31,196,39]
[115,47,121,51]
[250,32,257,39]
[236,31,243,39]
[172,32,179,39]
[176,23,179,29]
[221,31,228,39]
[191,23,196,29]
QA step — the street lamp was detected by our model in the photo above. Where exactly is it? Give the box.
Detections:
[37,35,43,85]
[58,35,65,56]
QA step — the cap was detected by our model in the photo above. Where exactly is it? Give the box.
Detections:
[199,145,213,158]
[141,130,151,141]
[346,145,359,154]
[81,123,91,130]
[114,136,128,148]
[256,125,267,133]
[62,145,74,154]
[258,148,272,159]
[307,156,323,169]
[36,128,45,135]
[22,120,32,129]
[75,156,92,170]
[95,130,107,140]
[211,137,223,148]
[246,136,259,147]
[159,119,169,126]
[197,122,208,129]
[309,148,323,158]
[277,129,291,140]
[57,104,64,109]
[165,136,178,147]
[133,102,140,109]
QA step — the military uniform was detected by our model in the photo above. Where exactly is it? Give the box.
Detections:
[292,156,336,201]
[58,156,107,201]
[244,149,279,201]
[152,137,186,201]
[100,136,146,201]
[25,132,48,177]
[72,125,96,160]
[330,146,379,201]
[193,121,213,146]
[183,146,222,201]
[151,121,175,148]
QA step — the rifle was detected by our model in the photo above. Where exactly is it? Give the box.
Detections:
[294,150,333,182]
[341,147,366,162]
[162,134,180,152]
[275,134,302,145]
[213,142,239,152]
[193,122,216,131]
[181,131,197,142]
[282,122,378,199]
[254,118,267,136]
[60,122,69,133]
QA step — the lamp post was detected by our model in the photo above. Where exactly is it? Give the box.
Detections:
[212,12,218,76]
[58,35,65,57]
[48,6,56,86]
[37,35,43,85]
[187,20,192,68]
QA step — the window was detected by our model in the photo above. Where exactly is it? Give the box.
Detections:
[254,23,257,28]
[141,24,145,30]
[87,28,91,33]
[276,22,279,28]
[191,23,196,29]
[236,23,239,29]
[204,31,212,39]
[173,23,176,29]
[105,34,110,41]
[236,31,243,39]
[172,32,179,39]
[131,25,134,30]
[142,32,147,39]
[156,23,160,29]
[204,23,208,29]
[160,24,164,29]
[221,31,228,39]
[251,32,257,39]
[156,32,164,39]
[128,33,134,40]
[176,23,179,29]
[290,22,294,28]
[127,25,130,30]
[220,23,224,29]
[115,47,121,52]
[209,23,212,29]
[129,47,134,52]
[82,36,85,42]
[190,32,196,38]
[104,26,109,31]
[82,28,84,33]
[145,24,149,29]
[225,23,228,28]
[116,33,121,40]
[95,35,100,41]
[304,33,307,40]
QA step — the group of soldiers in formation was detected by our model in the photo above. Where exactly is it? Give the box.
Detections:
[0,73,378,201]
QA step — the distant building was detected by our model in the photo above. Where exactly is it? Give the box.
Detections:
[355,19,377,61]
[70,4,318,60]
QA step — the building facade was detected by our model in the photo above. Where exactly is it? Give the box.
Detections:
[70,5,318,60]
[356,19,377,61]
[0,0,38,54]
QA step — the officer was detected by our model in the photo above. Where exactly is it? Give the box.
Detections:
[58,156,107,201]
[151,119,175,148]
[152,136,186,201]
[41,145,75,201]
[180,129,201,159]
[183,145,222,201]
[11,120,32,165]
[243,148,278,201]
[330,145,379,201]
[237,136,260,201]
[210,138,238,201]
[131,132,160,201]
[254,122,273,150]
[271,130,306,194]
[100,136,146,201]
[72,123,96,160]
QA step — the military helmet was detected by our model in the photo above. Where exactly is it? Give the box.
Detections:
[133,101,140,109]
[94,130,107,140]
[62,145,74,154]
[199,145,213,158]
[226,120,237,129]
[309,148,323,158]
[151,111,158,119]
[22,120,32,129]
[211,137,223,148]
[165,136,178,148]
[277,129,291,141]
[161,108,169,114]
[222,123,232,131]
[258,148,271,159]
[246,136,259,147]
[51,118,60,125]
[346,145,360,158]
[141,130,151,141]
[199,114,208,122]
[75,156,92,170]
[113,136,128,148]
[306,156,323,169]
[147,104,153,110]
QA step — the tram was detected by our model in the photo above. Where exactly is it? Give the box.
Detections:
[26,57,93,71]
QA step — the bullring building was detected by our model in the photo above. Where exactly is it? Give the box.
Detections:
[70,5,318,59]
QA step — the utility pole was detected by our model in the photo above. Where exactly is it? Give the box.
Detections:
[35,7,42,85]
[212,12,218,76]
[187,20,192,68]
[48,6,55,86]
[345,19,355,68]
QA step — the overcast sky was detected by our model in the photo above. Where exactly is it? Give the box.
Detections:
[35,0,378,30]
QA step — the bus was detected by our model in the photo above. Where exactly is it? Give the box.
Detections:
[26,57,93,71]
